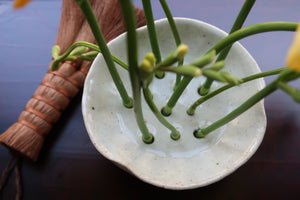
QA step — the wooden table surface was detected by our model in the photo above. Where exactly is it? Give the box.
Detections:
[0,0,300,199]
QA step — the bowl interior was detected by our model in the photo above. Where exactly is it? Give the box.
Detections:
[82,18,266,189]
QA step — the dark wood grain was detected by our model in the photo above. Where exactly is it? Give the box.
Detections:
[1,1,300,199]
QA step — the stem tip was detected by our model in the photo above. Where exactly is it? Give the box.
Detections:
[161,106,172,116]
[123,98,133,109]
[170,131,181,140]
[198,86,210,96]
[143,134,155,144]
[193,128,206,138]
[186,107,195,116]
[155,71,165,79]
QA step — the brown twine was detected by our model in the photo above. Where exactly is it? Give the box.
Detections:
[14,159,22,200]
[0,156,22,200]
[0,157,15,193]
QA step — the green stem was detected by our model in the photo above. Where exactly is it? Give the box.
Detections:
[51,41,128,71]
[211,22,297,54]
[187,67,285,115]
[277,81,295,95]
[194,80,278,138]
[277,81,300,103]
[142,0,164,78]
[143,88,180,140]
[175,63,185,90]
[159,0,181,46]
[218,0,256,60]
[161,50,216,116]
[161,76,191,116]
[119,0,154,144]
[164,21,297,115]
[75,0,132,108]
[159,0,183,88]
[199,0,256,95]
[194,68,297,138]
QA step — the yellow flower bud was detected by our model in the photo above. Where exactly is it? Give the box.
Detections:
[286,24,300,72]
[14,0,32,9]
[145,53,156,66]
[176,44,189,59]
[140,59,152,72]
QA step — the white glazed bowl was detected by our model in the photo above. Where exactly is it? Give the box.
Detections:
[82,18,266,189]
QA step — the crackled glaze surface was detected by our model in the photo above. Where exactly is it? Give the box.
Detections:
[82,18,266,189]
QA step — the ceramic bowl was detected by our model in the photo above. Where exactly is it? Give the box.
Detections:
[82,18,266,189]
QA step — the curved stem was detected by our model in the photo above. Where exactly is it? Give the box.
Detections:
[142,0,164,78]
[194,68,296,138]
[75,0,132,108]
[199,0,256,95]
[194,80,278,138]
[163,21,297,115]
[211,22,297,54]
[187,67,285,115]
[51,41,128,71]
[143,88,180,140]
[119,0,154,144]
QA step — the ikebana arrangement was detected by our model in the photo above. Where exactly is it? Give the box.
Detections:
[76,0,300,188]
[53,0,300,144]
[1,0,300,193]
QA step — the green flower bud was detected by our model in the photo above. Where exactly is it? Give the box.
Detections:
[70,46,89,56]
[221,72,242,85]
[160,65,202,77]
[203,69,227,82]
[176,65,202,77]
[65,55,77,61]
[52,45,60,59]
[190,50,216,68]
[79,51,98,61]
[209,61,225,71]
